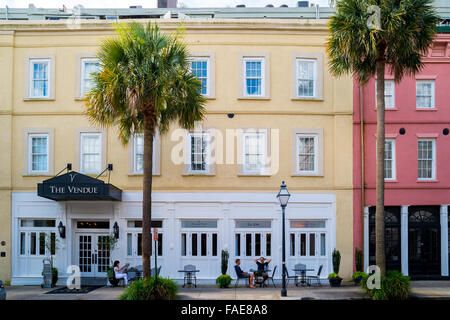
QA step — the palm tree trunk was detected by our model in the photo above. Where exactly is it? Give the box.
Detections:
[142,114,154,279]
[375,52,386,277]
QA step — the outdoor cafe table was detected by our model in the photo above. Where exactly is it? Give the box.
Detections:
[178,269,200,288]
[292,268,314,287]
[250,269,271,287]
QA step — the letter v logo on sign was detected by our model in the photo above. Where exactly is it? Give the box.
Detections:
[69,173,78,183]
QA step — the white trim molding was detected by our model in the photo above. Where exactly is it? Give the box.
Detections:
[440,205,449,277]
[401,205,409,276]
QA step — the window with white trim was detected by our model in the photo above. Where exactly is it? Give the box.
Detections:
[243,57,265,97]
[416,80,435,109]
[28,134,49,174]
[133,134,156,174]
[29,59,50,98]
[296,59,316,98]
[190,57,209,96]
[81,58,99,96]
[418,139,436,180]
[188,132,210,174]
[384,139,396,180]
[375,80,395,109]
[19,219,56,257]
[296,134,318,174]
[80,133,102,174]
[243,132,265,174]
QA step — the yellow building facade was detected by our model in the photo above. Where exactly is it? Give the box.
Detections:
[0,19,353,284]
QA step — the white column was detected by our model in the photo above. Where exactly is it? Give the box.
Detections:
[440,205,449,277]
[401,205,409,276]
[363,206,369,272]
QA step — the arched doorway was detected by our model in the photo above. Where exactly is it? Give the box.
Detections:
[408,206,441,276]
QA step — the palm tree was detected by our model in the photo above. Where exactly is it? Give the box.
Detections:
[327,0,438,276]
[85,22,206,278]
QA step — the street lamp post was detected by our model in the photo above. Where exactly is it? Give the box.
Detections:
[277,181,290,297]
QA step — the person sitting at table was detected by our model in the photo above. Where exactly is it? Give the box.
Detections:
[113,260,129,286]
[234,259,256,288]
[254,257,271,285]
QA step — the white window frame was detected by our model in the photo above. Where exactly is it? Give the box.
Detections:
[384,139,396,180]
[29,59,51,98]
[28,133,49,174]
[417,138,436,180]
[190,57,210,97]
[416,80,435,109]
[187,132,210,174]
[242,132,266,175]
[296,134,319,175]
[80,58,99,96]
[133,134,156,174]
[80,132,102,174]
[243,57,265,97]
[375,80,395,109]
[296,58,317,98]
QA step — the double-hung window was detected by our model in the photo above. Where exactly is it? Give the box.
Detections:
[243,57,265,97]
[133,134,156,174]
[188,133,210,174]
[81,58,99,96]
[296,59,316,98]
[416,80,435,109]
[190,57,209,96]
[243,132,265,174]
[384,139,396,180]
[29,134,49,174]
[375,80,395,109]
[296,134,318,174]
[30,59,50,98]
[80,133,102,174]
[417,139,436,180]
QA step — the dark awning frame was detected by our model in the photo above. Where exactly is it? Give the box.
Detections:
[37,171,122,201]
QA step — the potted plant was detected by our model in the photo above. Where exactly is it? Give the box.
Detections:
[216,250,231,288]
[328,249,343,287]
[42,233,59,286]
[352,271,366,286]
[221,250,229,275]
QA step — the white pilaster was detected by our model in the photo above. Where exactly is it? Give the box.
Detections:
[401,205,409,276]
[440,205,449,277]
[363,206,369,272]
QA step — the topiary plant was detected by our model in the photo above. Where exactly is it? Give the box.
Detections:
[332,249,341,274]
[216,274,232,288]
[221,250,229,275]
[355,248,363,272]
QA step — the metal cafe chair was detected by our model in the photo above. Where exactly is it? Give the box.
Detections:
[307,265,323,287]
[266,265,277,288]
[282,265,298,287]
[294,263,306,286]
[183,264,197,288]
[234,267,250,288]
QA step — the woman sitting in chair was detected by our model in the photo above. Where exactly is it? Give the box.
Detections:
[113,260,129,286]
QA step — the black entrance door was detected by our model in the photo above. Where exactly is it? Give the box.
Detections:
[408,207,441,276]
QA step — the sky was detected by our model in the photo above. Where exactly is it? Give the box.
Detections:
[3,0,331,9]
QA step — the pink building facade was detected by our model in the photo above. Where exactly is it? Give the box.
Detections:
[353,32,450,278]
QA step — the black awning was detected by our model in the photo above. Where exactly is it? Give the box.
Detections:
[37,171,122,201]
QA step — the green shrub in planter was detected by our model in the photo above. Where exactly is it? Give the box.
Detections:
[361,270,410,300]
[354,248,363,272]
[119,276,178,300]
[216,275,232,288]
[352,271,366,286]
[328,272,343,287]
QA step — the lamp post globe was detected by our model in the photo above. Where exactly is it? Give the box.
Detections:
[277,181,290,297]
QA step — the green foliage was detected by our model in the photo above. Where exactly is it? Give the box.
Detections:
[332,249,341,274]
[107,267,115,282]
[355,248,363,272]
[328,273,339,279]
[216,275,232,288]
[221,250,229,275]
[361,270,410,300]
[119,276,178,300]
[352,271,367,279]
[327,0,439,84]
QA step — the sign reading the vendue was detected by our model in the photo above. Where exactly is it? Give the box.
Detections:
[37,171,122,201]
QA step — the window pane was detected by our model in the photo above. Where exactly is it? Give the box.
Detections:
[190,134,208,172]
[244,133,264,173]
[320,233,326,256]
[266,233,271,256]
[192,234,198,256]
[384,140,394,179]
[50,233,56,255]
[127,233,132,256]
[418,140,434,179]
[300,234,306,256]
[246,234,252,256]
[39,232,46,255]
[191,59,208,95]
[297,135,315,172]
[416,81,434,108]
[255,233,261,256]
[137,233,142,256]
[81,133,101,173]
[31,61,49,97]
[309,233,315,256]
[290,234,295,256]
[20,232,26,255]
[212,233,217,256]
[201,233,207,256]
[245,60,262,96]
[181,233,186,256]
[297,59,315,97]
[31,136,48,172]
[235,234,240,256]
[30,232,36,255]
[158,234,163,256]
